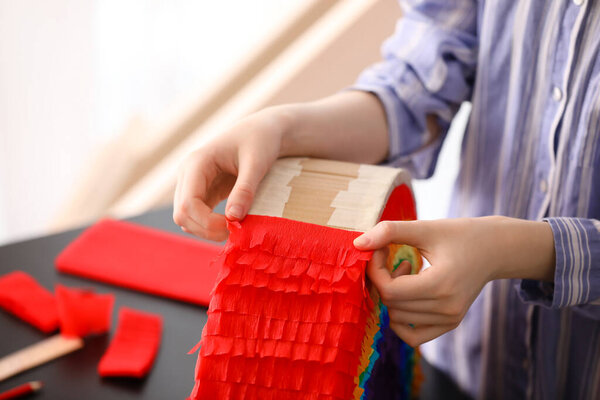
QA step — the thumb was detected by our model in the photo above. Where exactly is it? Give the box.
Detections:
[225,156,267,220]
[354,220,428,250]
[366,248,393,295]
[391,260,412,278]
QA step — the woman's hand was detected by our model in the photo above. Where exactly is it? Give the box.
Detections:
[173,107,290,241]
[173,91,391,241]
[354,216,556,347]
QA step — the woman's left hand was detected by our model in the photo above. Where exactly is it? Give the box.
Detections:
[353,216,555,347]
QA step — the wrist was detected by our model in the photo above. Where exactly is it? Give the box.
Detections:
[488,217,556,282]
[258,104,304,159]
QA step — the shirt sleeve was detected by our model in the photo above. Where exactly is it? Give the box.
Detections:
[350,0,478,178]
[518,217,600,320]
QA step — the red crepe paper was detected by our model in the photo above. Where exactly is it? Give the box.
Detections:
[379,184,417,222]
[55,219,222,306]
[56,285,114,338]
[98,307,162,378]
[0,271,59,333]
[189,215,374,400]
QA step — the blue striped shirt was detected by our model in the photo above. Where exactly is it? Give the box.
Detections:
[353,0,600,398]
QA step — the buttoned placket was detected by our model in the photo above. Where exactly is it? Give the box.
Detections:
[526,2,589,399]
[538,0,589,221]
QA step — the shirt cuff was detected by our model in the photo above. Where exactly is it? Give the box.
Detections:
[518,218,600,308]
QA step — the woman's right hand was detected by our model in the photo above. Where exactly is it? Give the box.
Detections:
[173,91,391,241]
[173,107,292,241]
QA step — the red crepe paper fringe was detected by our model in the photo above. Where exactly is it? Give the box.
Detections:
[98,307,163,378]
[189,215,374,400]
[0,271,59,333]
[56,284,114,338]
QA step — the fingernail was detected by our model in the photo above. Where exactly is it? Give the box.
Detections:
[227,205,243,220]
[354,235,370,247]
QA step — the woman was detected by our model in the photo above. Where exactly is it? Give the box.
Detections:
[174,1,600,398]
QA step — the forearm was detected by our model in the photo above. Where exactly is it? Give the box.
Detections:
[484,217,556,282]
[273,91,390,164]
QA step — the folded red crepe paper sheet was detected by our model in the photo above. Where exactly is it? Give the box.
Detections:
[56,285,114,338]
[98,307,162,378]
[188,215,423,400]
[55,219,222,306]
[0,271,59,333]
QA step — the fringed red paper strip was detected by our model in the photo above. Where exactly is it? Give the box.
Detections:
[189,215,374,400]
[55,219,222,306]
[0,271,59,333]
[55,285,114,338]
[98,307,162,378]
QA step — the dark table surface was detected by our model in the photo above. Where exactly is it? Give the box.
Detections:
[0,205,471,400]
[0,206,214,399]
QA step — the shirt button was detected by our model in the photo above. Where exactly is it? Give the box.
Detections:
[540,179,548,193]
[552,86,563,101]
[573,0,584,5]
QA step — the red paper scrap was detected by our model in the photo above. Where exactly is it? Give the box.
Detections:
[0,271,59,333]
[189,215,374,400]
[98,307,163,378]
[56,285,114,338]
[55,219,222,306]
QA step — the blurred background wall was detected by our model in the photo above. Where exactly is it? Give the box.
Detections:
[0,0,306,243]
[0,0,467,245]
